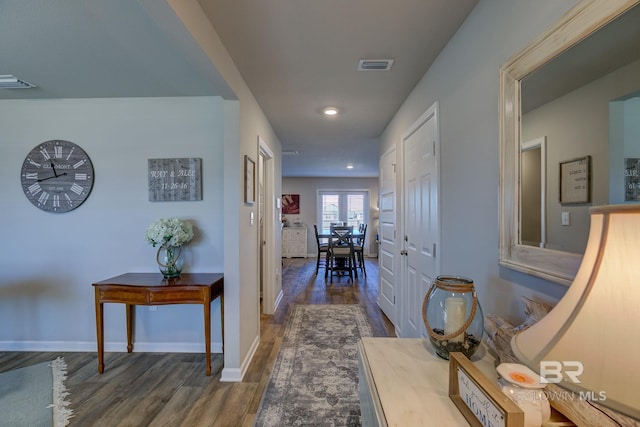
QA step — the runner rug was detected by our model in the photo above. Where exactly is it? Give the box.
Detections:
[0,357,73,427]
[254,304,373,427]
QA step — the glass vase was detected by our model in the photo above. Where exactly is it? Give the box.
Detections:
[422,275,484,360]
[156,245,183,278]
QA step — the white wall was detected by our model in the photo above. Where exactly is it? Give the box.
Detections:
[168,0,283,381]
[1,97,225,351]
[523,58,640,254]
[380,0,582,324]
[282,177,379,256]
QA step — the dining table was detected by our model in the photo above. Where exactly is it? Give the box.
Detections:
[317,226,365,240]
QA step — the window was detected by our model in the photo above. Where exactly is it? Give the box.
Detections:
[318,190,368,231]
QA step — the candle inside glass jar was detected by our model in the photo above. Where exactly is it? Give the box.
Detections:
[444,297,466,343]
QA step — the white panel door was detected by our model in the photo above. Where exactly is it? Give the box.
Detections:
[401,103,439,338]
[378,146,397,326]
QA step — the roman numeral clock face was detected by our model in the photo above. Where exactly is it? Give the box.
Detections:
[20,140,95,213]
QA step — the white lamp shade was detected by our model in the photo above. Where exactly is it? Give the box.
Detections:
[511,205,640,420]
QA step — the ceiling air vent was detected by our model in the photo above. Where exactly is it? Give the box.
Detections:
[0,74,36,89]
[358,59,394,71]
[282,150,299,156]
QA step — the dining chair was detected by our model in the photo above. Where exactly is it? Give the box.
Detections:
[353,223,367,276]
[313,224,329,275]
[325,225,355,283]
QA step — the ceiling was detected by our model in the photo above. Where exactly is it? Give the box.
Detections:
[1,0,479,177]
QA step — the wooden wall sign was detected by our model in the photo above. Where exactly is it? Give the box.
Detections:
[148,158,202,202]
[449,352,524,427]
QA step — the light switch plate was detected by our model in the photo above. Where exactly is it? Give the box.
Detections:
[562,211,570,226]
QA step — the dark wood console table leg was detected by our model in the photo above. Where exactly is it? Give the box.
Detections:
[204,298,211,376]
[126,304,134,353]
[94,290,105,374]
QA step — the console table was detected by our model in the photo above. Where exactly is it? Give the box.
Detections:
[357,337,498,426]
[92,272,224,376]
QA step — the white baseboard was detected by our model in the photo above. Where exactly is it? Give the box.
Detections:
[220,334,260,382]
[0,340,224,353]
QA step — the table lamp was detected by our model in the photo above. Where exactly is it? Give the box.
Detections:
[511,204,640,420]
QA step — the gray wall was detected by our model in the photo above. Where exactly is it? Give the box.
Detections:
[379,0,582,323]
[282,177,379,256]
[1,97,225,351]
[523,58,640,254]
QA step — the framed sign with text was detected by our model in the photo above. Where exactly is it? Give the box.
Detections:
[625,158,640,201]
[559,156,591,204]
[449,352,524,427]
[148,158,202,202]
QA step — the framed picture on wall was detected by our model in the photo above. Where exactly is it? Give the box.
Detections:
[282,194,300,214]
[625,158,640,201]
[245,155,255,205]
[559,156,591,204]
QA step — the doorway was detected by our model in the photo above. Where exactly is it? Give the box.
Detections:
[521,137,547,248]
[258,136,278,315]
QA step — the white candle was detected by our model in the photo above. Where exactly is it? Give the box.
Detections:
[444,297,466,343]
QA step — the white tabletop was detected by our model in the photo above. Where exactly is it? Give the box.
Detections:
[358,337,498,426]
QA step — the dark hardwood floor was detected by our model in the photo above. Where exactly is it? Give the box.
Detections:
[0,257,394,426]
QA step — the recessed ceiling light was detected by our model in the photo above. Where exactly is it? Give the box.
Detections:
[323,107,338,116]
[346,164,354,169]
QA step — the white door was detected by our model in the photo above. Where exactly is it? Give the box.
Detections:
[401,103,440,338]
[378,146,397,326]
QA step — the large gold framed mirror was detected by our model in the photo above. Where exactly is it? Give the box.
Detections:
[499,0,640,285]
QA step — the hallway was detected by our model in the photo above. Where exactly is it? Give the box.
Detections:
[265,257,395,334]
[242,257,395,423]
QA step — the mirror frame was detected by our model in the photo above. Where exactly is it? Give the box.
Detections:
[499,0,640,286]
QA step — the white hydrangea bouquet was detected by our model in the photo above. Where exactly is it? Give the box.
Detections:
[145,217,194,248]
[145,217,194,278]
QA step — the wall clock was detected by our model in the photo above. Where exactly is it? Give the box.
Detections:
[20,140,95,213]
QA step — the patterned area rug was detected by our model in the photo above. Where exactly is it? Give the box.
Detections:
[254,304,373,427]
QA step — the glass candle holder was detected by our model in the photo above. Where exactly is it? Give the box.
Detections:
[422,275,484,360]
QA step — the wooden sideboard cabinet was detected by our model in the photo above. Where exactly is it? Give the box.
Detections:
[282,225,307,258]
